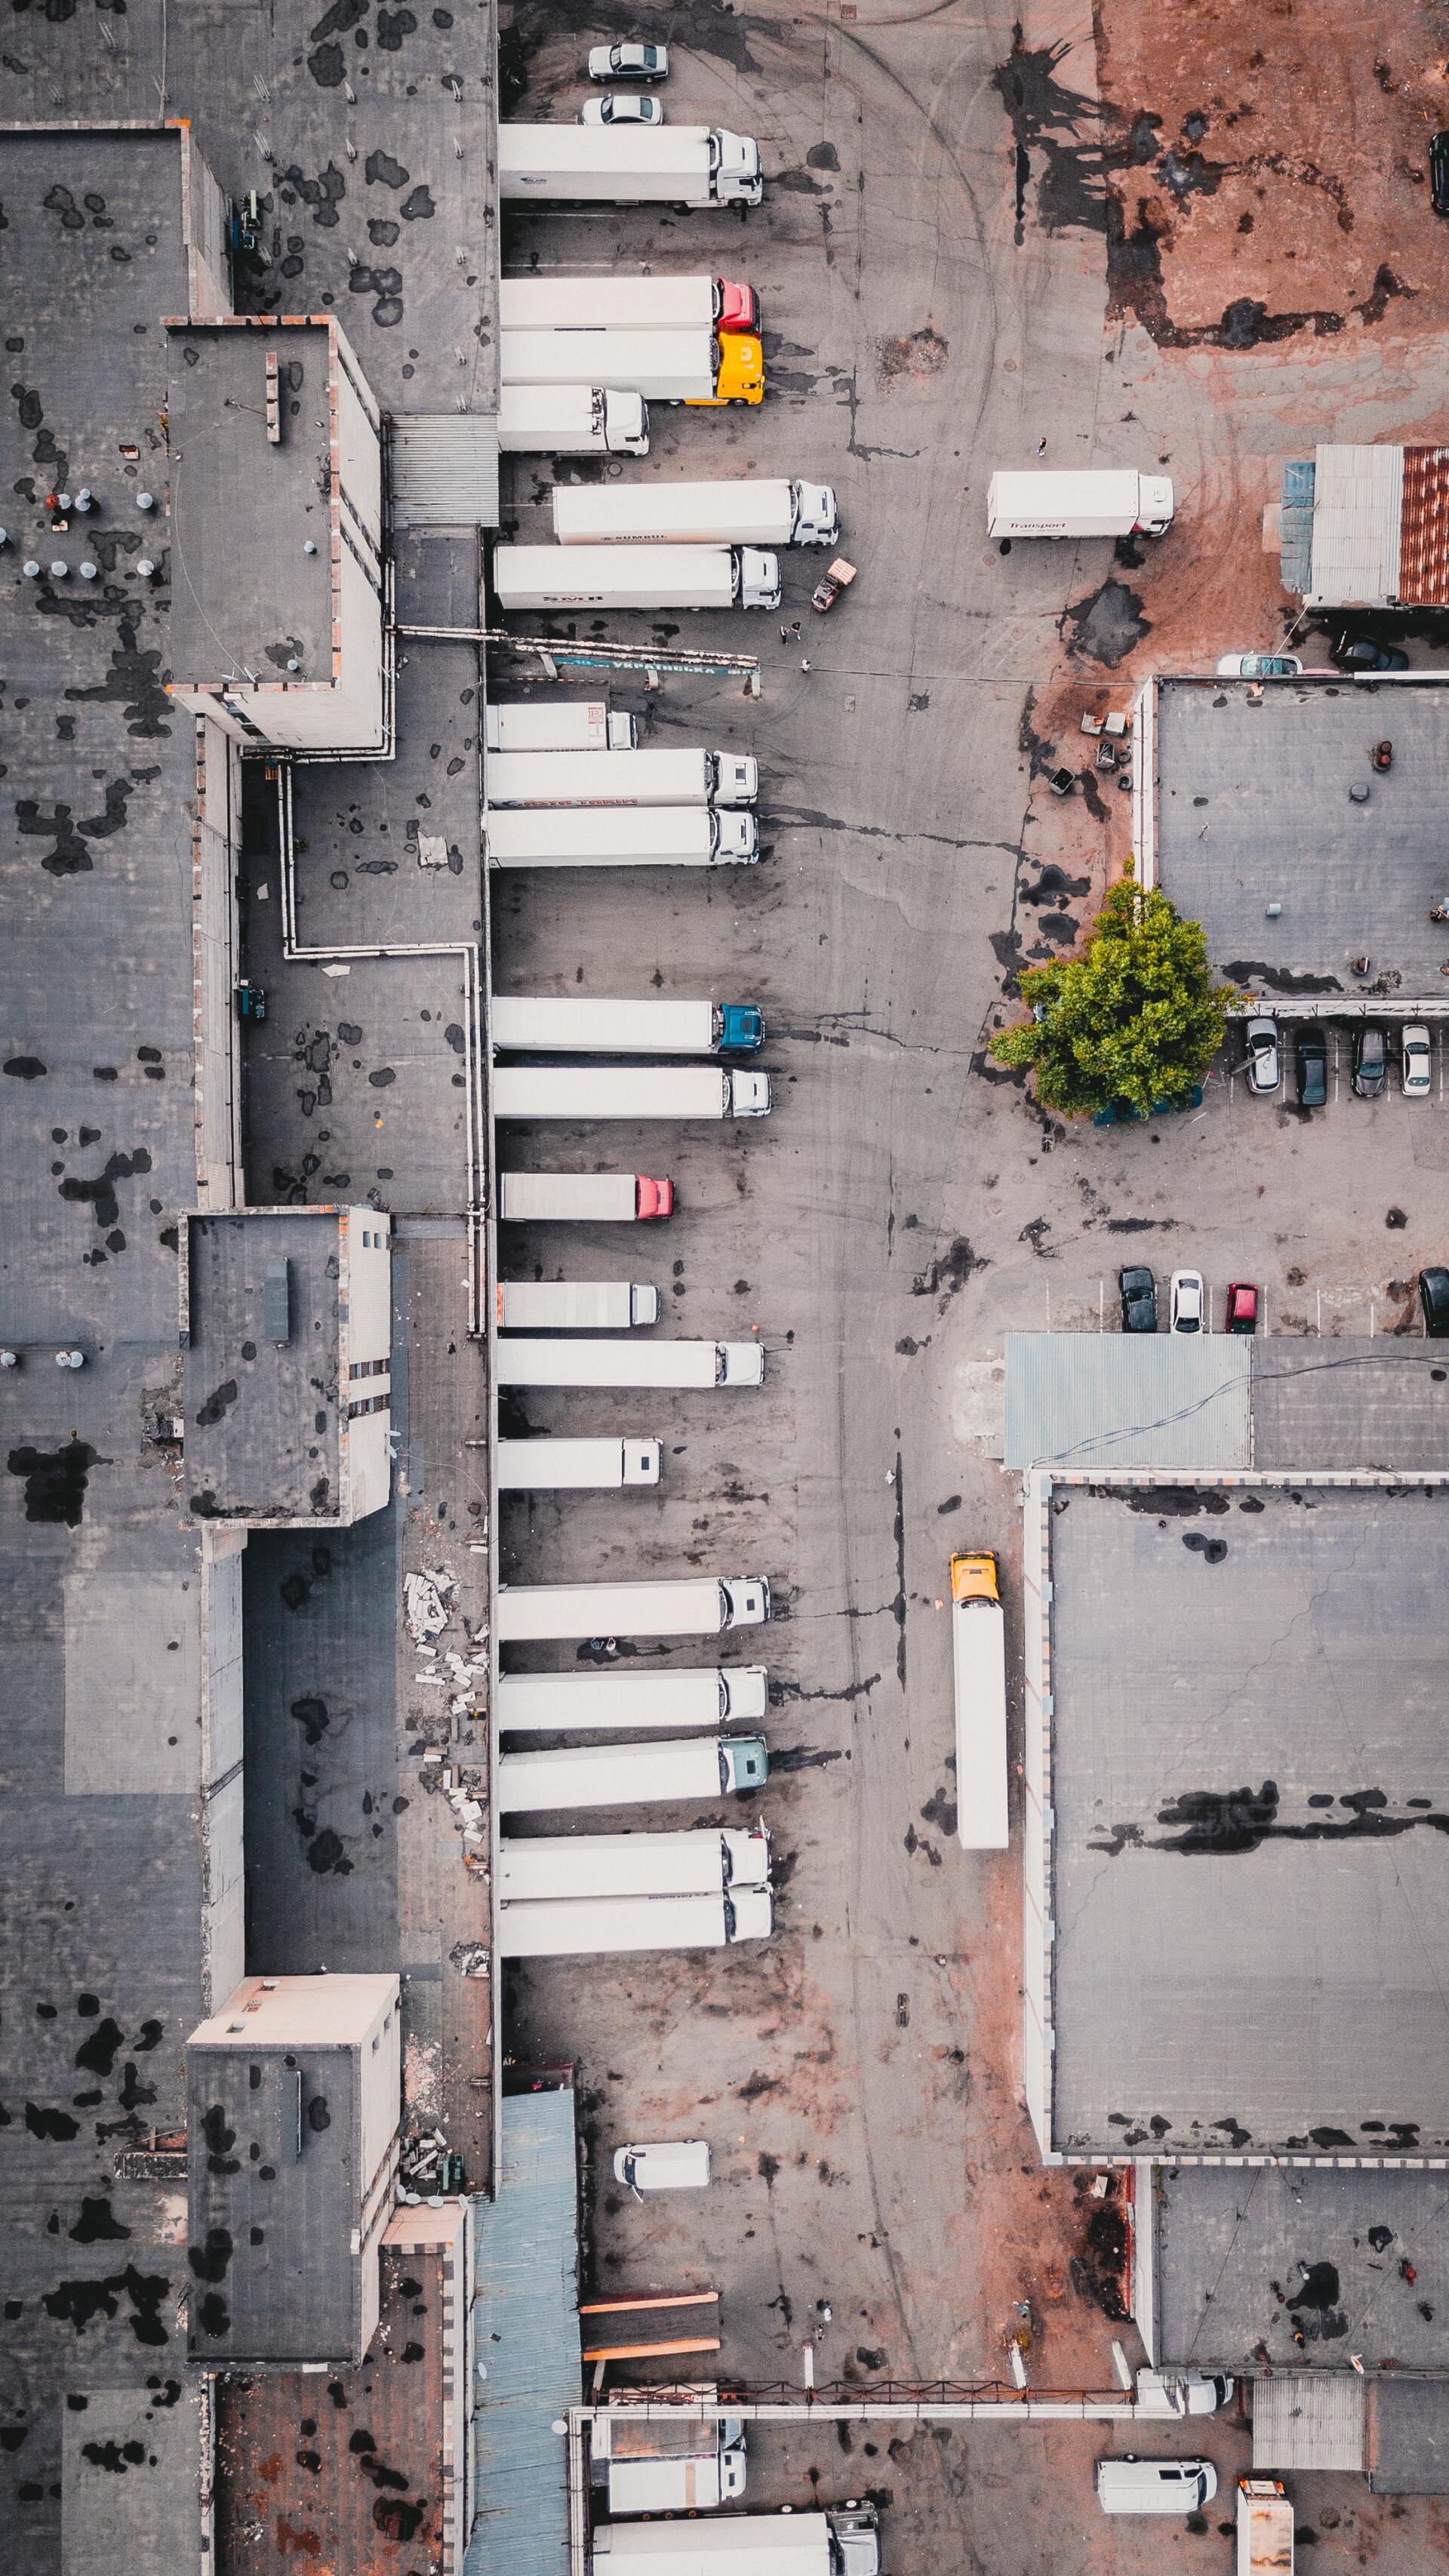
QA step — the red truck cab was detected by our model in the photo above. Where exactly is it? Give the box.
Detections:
[715,278,759,334]
[637,1175,674,1219]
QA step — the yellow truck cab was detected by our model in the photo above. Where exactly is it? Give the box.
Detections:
[950,1551,1000,1608]
[693,333,764,406]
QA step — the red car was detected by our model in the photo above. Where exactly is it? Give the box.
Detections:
[1226,1281,1258,1334]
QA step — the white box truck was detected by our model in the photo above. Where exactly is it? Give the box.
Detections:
[492,1066,771,1122]
[949,1553,1009,1851]
[498,1823,770,1901]
[555,478,839,549]
[498,1171,674,1222]
[485,806,758,869]
[500,329,761,408]
[495,1340,764,1389]
[496,1280,660,1328]
[497,1734,769,1812]
[493,544,780,614]
[497,1882,773,1958]
[986,468,1175,540]
[500,276,756,334]
[496,1665,769,1730]
[1237,2482,1294,2576]
[485,700,638,754]
[496,1574,770,1642]
[497,1437,661,1490]
[591,2507,881,2572]
[595,2409,748,2516]
[484,746,758,809]
[497,125,763,210]
[497,383,650,456]
[491,998,764,1056]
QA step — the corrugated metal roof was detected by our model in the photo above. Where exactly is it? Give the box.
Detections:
[1305,442,1402,608]
[392,414,500,530]
[1004,1334,1251,1470]
[1254,2369,1365,2471]
[467,2087,580,2576]
[1396,446,1449,603]
[1278,457,1315,594]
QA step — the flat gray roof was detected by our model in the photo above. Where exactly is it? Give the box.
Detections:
[1155,679,1449,1005]
[187,2039,363,2364]
[166,324,335,683]
[184,1212,344,1521]
[1047,1476,1449,2158]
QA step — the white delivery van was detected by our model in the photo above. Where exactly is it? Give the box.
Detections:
[986,467,1175,540]
[485,700,638,754]
[496,1883,773,1959]
[1096,2458,1217,2516]
[612,2141,712,2193]
[555,478,838,549]
[496,1280,659,1328]
[595,2397,746,2515]
[495,1665,769,1731]
[484,746,758,808]
[496,1574,769,1642]
[485,806,758,868]
[495,1438,661,1491]
[496,1734,768,1811]
[497,383,650,456]
[493,543,780,614]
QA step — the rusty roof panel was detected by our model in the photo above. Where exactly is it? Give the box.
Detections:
[1398,447,1449,605]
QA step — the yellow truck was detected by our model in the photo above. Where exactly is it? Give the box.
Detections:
[949,1553,1008,1850]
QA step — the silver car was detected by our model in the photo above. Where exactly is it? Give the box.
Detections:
[1244,1015,1280,1094]
[587,39,669,78]
[1403,1023,1432,1097]
[580,92,665,124]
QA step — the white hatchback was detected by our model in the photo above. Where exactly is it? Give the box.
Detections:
[1170,1270,1204,1334]
[1403,1023,1432,1097]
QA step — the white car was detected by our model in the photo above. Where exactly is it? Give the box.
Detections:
[1403,1023,1432,1097]
[1244,1014,1280,1094]
[1215,652,1303,680]
[614,2140,711,2194]
[580,91,664,125]
[588,39,669,79]
[1170,1269,1204,1334]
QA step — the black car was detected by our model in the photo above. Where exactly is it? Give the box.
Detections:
[1296,1028,1327,1107]
[1334,636,1410,672]
[1422,1268,1449,1336]
[1118,1264,1158,1333]
[1352,1025,1388,1098]
[1432,131,1449,217]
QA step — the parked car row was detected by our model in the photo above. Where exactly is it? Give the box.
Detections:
[1118,1267,1257,1334]
[1242,1017,1432,1102]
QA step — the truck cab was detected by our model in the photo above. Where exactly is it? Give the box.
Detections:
[1136,473,1175,534]
[951,1550,1000,1608]
[722,1734,770,1790]
[727,1069,772,1116]
[708,333,764,405]
[718,1004,764,1051]
[715,278,760,332]
[721,1576,770,1625]
[710,752,760,806]
[637,1175,673,1218]
[711,130,763,205]
[794,479,841,544]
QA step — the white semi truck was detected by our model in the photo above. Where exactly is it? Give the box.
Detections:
[498,1823,771,1901]
[494,1340,765,1389]
[500,275,758,334]
[483,746,758,809]
[485,700,638,754]
[491,998,764,1056]
[491,1066,772,1121]
[986,467,1175,540]
[496,1665,769,1730]
[496,1574,770,1642]
[495,1280,660,1328]
[496,1883,773,1959]
[555,478,839,549]
[949,1553,1009,1850]
[496,1437,661,1491]
[497,125,763,210]
[590,2507,881,2572]
[493,544,780,614]
[497,1734,769,1812]
[497,383,650,456]
[500,328,761,407]
[497,1171,674,1221]
[485,807,758,869]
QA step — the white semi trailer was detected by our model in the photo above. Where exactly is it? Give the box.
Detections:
[495,1666,769,1730]
[497,383,650,456]
[986,467,1175,539]
[498,1823,770,1901]
[485,700,638,754]
[485,807,758,869]
[594,2408,748,2517]
[590,2508,881,2572]
[494,1340,764,1389]
[497,1734,769,1811]
[496,1883,773,1958]
[497,1171,674,1221]
[500,329,758,406]
[491,1066,771,1121]
[496,1574,770,1642]
[499,276,756,334]
[555,478,839,549]
[493,544,780,613]
[491,998,763,1056]
[483,746,758,808]
[496,1437,661,1491]
[496,1280,660,1328]
[949,1553,1009,1850]
[497,125,763,210]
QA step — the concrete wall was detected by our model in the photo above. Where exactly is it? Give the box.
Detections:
[202,1533,246,2008]
[1130,2159,1158,2364]
[193,716,242,1207]
[1020,1470,1054,2159]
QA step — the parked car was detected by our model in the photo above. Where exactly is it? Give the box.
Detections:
[1215,652,1303,680]
[1402,1023,1432,1097]
[1136,2368,1235,2418]
[1352,1024,1389,1097]
[1334,636,1410,672]
[1118,1265,1158,1333]
[580,91,664,123]
[614,2140,710,2193]
[588,39,669,78]
[1244,1015,1280,1094]
[1170,1269,1204,1334]
[1097,2458,1217,2516]
[1225,1281,1258,1334]
[1421,1268,1449,1337]
[1296,1026,1327,1108]
[1092,1085,1204,1127]
[1432,130,1449,216]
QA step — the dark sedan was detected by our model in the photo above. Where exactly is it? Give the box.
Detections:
[1421,1268,1449,1337]
[1296,1029,1327,1108]
[1432,131,1449,217]
[1352,1026,1388,1098]
[1334,636,1410,672]
[1119,1265,1158,1333]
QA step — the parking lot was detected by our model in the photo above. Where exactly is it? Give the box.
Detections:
[490,3,1449,2567]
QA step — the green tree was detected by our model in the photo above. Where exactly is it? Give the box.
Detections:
[990,873,1237,1119]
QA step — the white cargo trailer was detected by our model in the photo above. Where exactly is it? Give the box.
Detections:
[491,1066,771,1122]
[497,125,762,210]
[484,746,758,809]
[495,1340,764,1389]
[493,544,780,614]
[949,1553,1009,1850]
[595,2410,748,2519]
[496,1665,769,1730]
[500,277,746,334]
[555,478,838,549]
[496,1280,659,1328]
[986,467,1175,540]
[497,1883,773,1959]
[499,1824,770,1901]
[497,383,650,457]
[496,1574,770,1642]
[491,998,763,1057]
[590,2508,880,2571]
[496,1437,660,1491]
[485,700,637,754]
[501,329,721,404]
[497,1171,674,1222]
[485,806,758,869]
[497,1734,769,1811]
